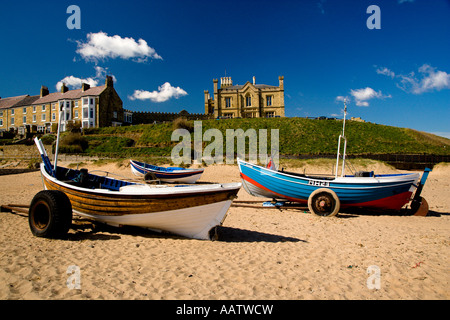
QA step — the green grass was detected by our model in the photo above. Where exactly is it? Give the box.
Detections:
[63,117,449,157]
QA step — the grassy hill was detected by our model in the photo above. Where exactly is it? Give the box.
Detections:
[76,117,449,158]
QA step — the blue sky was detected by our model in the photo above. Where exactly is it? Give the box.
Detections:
[1,0,449,138]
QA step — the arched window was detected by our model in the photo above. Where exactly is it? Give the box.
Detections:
[246,95,252,107]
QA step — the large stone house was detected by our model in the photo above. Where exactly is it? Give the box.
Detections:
[0,76,123,134]
[204,76,285,118]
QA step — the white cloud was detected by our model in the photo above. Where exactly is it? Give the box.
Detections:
[56,76,98,91]
[335,95,349,103]
[350,87,391,107]
[94,66,117,83]
[56,66,116,91]
[398,64,450,94]
[376,67,395,78]
[128,82,188,102]
[76,31,162,63]
[377,64,450,94]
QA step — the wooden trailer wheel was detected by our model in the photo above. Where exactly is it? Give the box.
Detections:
[308,188,340,217]
[144,172,158,182]
[410,196,429,216]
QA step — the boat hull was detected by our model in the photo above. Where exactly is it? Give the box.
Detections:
[238,159,419,211]
[41,164,240,239]
[130,160,204,183]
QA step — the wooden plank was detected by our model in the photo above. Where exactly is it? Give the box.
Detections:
[7,204,29,208]
[231,203,308,210]
[1,205,29,214]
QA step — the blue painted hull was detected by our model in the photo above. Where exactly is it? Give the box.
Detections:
[130,160,204,183]
[237,159,420,210]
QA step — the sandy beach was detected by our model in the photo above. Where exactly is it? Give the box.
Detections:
[0,160,449,300]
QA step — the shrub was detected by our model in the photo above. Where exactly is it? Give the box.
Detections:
[40,134,56,145]
[173,117,194,133]
[59,133,88,153]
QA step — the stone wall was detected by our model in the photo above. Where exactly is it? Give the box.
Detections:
[131,110,212,124]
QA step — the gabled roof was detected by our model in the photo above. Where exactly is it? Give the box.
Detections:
[0,85,108,110]
[32,85,106,105]
[0,95,29,110]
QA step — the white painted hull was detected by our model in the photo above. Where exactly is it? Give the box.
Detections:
[130,161,203,183]
[73,200,233,240]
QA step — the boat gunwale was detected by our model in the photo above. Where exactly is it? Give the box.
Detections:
[237,159,419,191]
[41,163,240,199]
[130,160,205,175]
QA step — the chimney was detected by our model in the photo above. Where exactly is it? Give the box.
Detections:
[253,76,255,85]
[220,77,232,88]
[105,75,114,88]
[40,85,49,97]
[204,90,210,103]
[279,76,284,90]
[81,83,90,92]
[61,83,69,93]
[213,79,218,93]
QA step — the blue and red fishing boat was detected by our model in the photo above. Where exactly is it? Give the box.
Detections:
[130,160,204,183]
[238,101,431,216]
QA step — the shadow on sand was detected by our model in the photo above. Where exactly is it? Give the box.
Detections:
[67,218,305,243]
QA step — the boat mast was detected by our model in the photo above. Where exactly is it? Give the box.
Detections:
[53,104,64,177]
[335,99,348,178]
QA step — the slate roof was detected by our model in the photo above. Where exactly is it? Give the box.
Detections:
[0,95,29,110]
[32,85,106,105]
[0,85,106,110]
[11,95,40,107]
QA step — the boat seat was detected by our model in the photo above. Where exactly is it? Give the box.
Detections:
[100,177,133,191]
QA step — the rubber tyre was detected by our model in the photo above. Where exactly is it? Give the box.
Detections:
[308,188,340,217]
[28,190,72,238]
[144,172,157,181]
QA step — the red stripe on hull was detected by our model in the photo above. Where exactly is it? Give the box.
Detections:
[342,191,412,211]
[240,173,307,203]
[241,173,412,211]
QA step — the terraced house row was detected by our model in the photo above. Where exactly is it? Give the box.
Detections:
[0,76,124,134]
